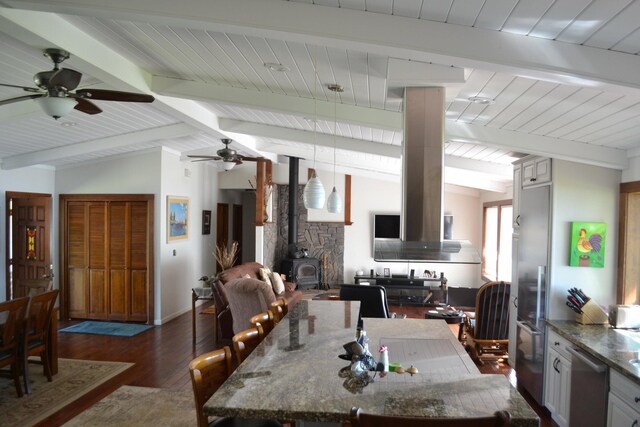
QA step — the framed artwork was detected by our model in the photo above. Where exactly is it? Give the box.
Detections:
[569,222,606,268]
[167,196,189,242]
[202,210,211,235]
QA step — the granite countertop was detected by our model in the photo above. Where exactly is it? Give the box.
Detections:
[546,320,640,385]
[205,300,538,425]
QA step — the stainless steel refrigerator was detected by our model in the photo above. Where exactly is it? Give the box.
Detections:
[515,184,550,406]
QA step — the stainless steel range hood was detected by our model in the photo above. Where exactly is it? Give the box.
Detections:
[374,87,481,264]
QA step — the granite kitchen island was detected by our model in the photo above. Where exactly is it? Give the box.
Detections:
[204,300,538,426]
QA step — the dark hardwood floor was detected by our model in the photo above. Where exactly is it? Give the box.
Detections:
[44,301,553,426]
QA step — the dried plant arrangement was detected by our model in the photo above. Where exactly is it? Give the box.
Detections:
[215,240,239,271]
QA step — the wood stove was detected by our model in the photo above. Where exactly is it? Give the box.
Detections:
[281,257,320,290]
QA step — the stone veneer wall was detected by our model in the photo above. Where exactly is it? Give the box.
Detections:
[272,184,344,287]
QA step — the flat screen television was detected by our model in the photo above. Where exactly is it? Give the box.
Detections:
[374,214,401,239]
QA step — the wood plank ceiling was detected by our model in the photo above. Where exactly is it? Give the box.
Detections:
[0,0,638,189]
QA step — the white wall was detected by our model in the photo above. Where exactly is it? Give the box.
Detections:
[160,150,217,324]
[622,156,640,182]
[343,176,484,287]
[0,166,56,302]
[548,160,621,320]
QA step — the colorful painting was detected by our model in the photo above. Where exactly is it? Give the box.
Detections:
[569,222,606,268]
[167,197,189,242]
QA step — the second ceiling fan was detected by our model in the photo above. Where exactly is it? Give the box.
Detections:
[188,139,261,170]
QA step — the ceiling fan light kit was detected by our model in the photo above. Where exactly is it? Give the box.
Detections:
[35,96,76,119]
[221,161,236,171]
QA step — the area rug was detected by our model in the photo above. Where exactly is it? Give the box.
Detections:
[60,321,154,337]
[63,385,197,426]
[0,358,133,427]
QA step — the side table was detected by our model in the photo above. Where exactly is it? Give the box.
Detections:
[192,287,215,345]
[425,307,466,341]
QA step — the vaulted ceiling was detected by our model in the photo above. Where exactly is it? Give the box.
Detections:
[0,0,638,192]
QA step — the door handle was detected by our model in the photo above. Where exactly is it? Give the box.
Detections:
[516,320,541,336]
[553,358,560,373]
[513,296,518,308]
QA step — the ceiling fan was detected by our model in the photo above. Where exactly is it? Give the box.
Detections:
[0,48,155,119]
[188,138,261,170]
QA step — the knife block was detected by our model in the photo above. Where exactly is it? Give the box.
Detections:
[575,300,609,325]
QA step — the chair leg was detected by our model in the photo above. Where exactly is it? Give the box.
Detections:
[12,362,23,398]
[42,350,52,382]
[23,352,31,395]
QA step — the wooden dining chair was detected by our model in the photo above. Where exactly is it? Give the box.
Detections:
[189,346,282,427]
[23,289,59,394]
[250,310,276,335]
[270,298,288,323]
[349,408,511,427]
[0,296,30,397]
[20,278,54,297]
[463,281,510,363]
[232,324,264,366]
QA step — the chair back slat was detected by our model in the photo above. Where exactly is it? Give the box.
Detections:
[475,281,510,341]
[0,297,29,353]
[25,290,59,343]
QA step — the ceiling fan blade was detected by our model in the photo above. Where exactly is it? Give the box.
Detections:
[0,93,44,106]
[75,89,155,103]
[0,82,42,93]
[187,155,222,160]
[50,68,82,91]
[74,97,102,115]
[190,158,218,163]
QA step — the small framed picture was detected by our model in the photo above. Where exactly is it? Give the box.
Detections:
[202,210,211,235]
[383,268,390,277]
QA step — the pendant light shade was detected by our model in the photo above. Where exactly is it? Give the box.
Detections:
[303,170,325,209]
[327,186,342,214]
[35,96,76,119]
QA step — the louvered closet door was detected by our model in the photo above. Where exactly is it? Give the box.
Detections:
[63,195,153,323]
[109,201,149,321]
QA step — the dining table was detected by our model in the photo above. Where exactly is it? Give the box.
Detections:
[204,300,539,426]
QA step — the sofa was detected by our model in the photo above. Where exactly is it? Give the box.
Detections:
[211,262,303,341]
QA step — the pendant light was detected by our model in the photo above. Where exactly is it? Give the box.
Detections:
[303,46,325,209]
[326,83,343,214]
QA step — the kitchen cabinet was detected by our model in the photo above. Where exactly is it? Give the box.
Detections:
[544,330,572,427]
[608,369,640,427]
[522,156,551,187]
[508,164,522,366]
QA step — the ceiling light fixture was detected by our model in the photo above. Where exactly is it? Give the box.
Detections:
[467,96,495,105]
[221,160,236,171]
[35,96,76,119]
[303,47,325,209]
[326,83,343,214]
[264,62,290,72]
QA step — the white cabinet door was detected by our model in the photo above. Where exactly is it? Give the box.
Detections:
[544,346,571,427]
[522,157,552,187]
[608,392,640,427]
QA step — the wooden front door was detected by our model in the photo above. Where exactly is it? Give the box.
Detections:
[61,194,154,323]
[6,192,52,300]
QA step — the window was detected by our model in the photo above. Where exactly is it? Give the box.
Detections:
[482,200,512,282]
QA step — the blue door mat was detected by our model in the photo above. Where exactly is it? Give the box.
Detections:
[60,321,153,337]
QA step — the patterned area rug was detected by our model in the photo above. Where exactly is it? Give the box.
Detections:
[0,358,132,427]
[63,385,197,426]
